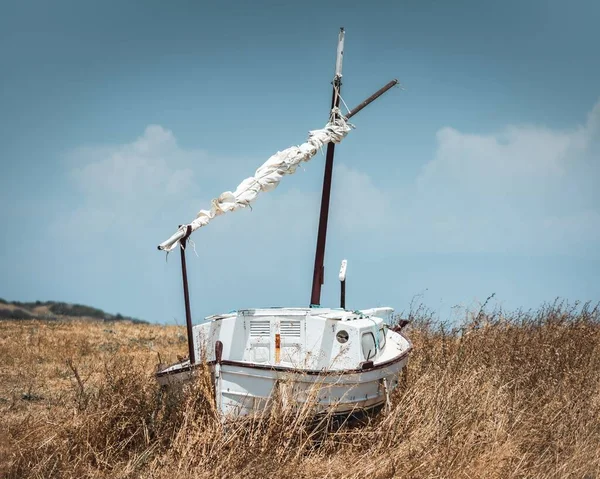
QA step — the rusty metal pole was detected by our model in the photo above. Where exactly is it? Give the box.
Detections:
[179,225,196,365]
[310,27,345,307]
[214,340,223,411]
[346,79,399,120]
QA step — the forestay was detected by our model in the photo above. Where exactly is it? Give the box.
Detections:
[158,109,353,251]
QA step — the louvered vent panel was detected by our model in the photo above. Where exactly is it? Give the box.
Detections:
[250,320,271,337]
[280,320,301,337]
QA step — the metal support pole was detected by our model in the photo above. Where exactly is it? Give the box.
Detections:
[179,226,196,365]
[339,259,347,309]
[346,79,399,120]
[214,340,223,413]
[310,27,345,307]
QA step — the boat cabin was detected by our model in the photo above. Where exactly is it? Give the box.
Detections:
[193,307,405,372]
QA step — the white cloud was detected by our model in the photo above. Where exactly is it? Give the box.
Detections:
[331,163,393,232]
[70,125,196,200]
[54,99,600,259]
[51,125,211,247]
[412,100,600,254]
[419,118,590,197]
[320,100,600,256]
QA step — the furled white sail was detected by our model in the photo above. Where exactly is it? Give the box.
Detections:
[158,109,352,251]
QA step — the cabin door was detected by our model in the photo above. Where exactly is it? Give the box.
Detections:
[276,318,304,368]
[247,319,272,364]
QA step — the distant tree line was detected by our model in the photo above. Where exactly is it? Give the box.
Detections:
[0,299,147,323]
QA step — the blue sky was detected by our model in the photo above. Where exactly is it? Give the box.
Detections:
[1,0,599,324]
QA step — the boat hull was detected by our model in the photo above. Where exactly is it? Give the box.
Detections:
[157,353,409,417]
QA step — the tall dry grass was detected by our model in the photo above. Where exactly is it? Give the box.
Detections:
[1,301,599,478]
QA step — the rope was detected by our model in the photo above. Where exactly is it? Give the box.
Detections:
[335,85,351,118]
[187,239,199,257]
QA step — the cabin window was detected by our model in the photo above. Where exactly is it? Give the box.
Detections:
[336,330,349,343]
[378,327,386,349]
[361,332,376,360]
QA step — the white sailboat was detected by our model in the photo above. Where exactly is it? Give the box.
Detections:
[156,28,412,420]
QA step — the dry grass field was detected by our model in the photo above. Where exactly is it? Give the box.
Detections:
[1,302,599,478]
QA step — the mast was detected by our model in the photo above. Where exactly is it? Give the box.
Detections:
[310,27,345,307]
